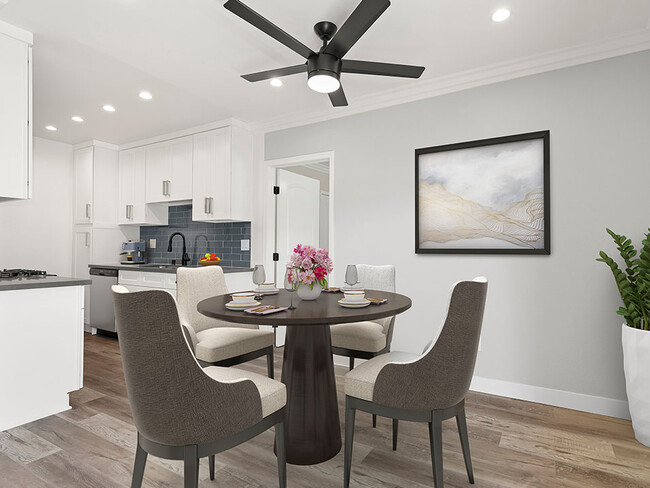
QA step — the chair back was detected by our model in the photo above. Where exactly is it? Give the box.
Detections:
[112,288,263,446]
[373,277,488,411]
[357,264,395,292]
[176,266,255,332]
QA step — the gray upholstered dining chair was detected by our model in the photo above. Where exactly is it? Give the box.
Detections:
[176,266,275,378]
[343,277,488,488]
[112,286,287,488]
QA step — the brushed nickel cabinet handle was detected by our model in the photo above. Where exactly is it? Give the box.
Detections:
[204,197,209,214]
[85,203,91,219]
[209,197,214,214]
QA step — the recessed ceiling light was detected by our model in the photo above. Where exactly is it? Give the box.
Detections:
[270,78,283,87]
[102,104,116,112]
[139,91,153,100]
[491,8,511,22]
[45,125,57,131]
[71,116,84,122]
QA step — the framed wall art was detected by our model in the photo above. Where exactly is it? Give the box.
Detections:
[415,131,550,254]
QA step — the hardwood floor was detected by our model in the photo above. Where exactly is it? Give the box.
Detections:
[1,333,649,487]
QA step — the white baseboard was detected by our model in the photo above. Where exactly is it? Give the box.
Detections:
[470,376,630,420]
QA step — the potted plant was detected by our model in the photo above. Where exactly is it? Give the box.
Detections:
[598,228,650,446]
[287,244,333,300]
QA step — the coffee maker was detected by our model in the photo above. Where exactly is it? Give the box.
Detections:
[120,240,146,264]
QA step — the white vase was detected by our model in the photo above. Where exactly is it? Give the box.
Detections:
[622,323,650,447]
[297,282,322,300]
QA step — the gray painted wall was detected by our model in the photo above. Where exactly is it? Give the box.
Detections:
[265,50,650,408]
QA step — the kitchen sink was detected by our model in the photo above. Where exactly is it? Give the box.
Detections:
[139,264,179,269]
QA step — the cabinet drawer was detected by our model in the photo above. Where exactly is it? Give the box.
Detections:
[118,270,141,286]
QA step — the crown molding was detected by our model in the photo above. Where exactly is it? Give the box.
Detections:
[251,29,650,135]
[0,18,33,45]
[118,118,250,151]
[72,139,119,151]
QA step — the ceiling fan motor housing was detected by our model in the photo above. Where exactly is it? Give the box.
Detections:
[307,53,342,81]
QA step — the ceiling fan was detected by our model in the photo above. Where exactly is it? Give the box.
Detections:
[224,0,425,107]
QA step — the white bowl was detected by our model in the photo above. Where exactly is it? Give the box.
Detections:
[232,292,256,303]
[343,290,366,302]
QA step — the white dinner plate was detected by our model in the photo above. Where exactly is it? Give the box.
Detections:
[338,299,371,308]
[225,300,260,310]
[254,288,280,295]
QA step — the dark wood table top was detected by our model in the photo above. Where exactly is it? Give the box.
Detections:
[197,289,412,326]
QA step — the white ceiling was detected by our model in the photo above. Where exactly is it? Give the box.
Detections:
[1,0,649,145]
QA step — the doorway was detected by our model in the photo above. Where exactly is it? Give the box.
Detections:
[263,152,334,285]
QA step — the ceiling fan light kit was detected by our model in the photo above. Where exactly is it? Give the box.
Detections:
[224,0,425,107]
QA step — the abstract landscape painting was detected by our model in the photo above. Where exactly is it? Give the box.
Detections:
[416,131,550,254]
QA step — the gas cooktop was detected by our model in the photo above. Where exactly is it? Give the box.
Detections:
[0,269,53,279]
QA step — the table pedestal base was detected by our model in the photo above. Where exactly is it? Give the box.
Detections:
[281,324,341,465]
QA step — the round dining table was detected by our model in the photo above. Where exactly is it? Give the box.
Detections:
[197,289,412,465]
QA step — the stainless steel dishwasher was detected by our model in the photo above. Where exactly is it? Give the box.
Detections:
[89,267,119,333]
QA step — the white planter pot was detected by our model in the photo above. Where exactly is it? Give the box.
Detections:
[297,282,322,300]
[622,323,650,447]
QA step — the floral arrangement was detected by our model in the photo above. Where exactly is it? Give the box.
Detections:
[287,244,333,290]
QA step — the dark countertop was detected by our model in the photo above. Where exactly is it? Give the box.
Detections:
[88,263,253,274]
[0,276,92,291]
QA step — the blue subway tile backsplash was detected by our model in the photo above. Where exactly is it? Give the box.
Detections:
[139,205,251,267]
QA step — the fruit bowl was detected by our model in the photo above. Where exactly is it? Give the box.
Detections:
[200,253,221,266]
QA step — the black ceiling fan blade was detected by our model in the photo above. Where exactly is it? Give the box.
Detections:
[342,59,425,78]
[324,0,390,59]
[242,64,307,82]
[224,0,315,59]
[328,86,348,107]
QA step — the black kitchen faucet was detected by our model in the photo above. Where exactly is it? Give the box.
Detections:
[167,232,190,266]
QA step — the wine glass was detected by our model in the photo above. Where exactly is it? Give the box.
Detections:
[284,268,297,310]
[345,265,358,290]
[252,265,266,292]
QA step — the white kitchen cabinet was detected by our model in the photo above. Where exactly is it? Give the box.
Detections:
[74,146,94,224]
[117,269,252,298]
[192,126,253,222]
[118,147,167,225]
[0,21,32,200]
[145,136,193,203]
[74,143,122,227]
[73,229,92,324]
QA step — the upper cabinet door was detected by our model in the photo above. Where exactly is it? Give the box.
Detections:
[73,146,94,224]
[192,128,231,221]
[0,31,31,199]
[118,149,136,224]
[169,136,193,200]
[145,143,170,203]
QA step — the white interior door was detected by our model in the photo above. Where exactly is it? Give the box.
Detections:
[276,169,320,282]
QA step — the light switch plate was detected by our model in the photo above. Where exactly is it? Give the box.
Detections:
[149,239,156,249]
[241,239,250,251]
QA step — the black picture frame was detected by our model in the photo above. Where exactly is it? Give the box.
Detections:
[415,130,550,255]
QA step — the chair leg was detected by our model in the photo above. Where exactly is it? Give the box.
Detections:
[183,445,199,488]
[372,414,377,428]
[275,421,287,488]
[131,435,147,488]
[392,418,399,451]
[429,412,444,488]
[209,454,215,481]
[344,397,357,488]
[349,357,355,370]
[267,351,274,379]
[456,408,474,484]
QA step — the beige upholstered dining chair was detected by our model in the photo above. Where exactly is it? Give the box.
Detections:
[112,286,287,488]
[176,266,275,377]
[343,277,488,488]
[331,264,396,427]
[331,264,397,370]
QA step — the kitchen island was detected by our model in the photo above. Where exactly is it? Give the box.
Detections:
[0,276,90,431]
